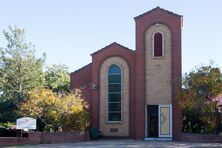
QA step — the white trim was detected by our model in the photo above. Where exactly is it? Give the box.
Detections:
[152,32,164,58]
[144,137,172,141]
[158,105,172,138]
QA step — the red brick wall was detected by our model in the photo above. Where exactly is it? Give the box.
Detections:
[180,133,222,143]
[0,132,89,146]
[70,63,92,109]
[0,132,41,147]
[0,137,29,147]
[70,7,182,140]
[41,131,89,143]
[70,63,92,90]
[91,43,136,138]
[134,8,183,139]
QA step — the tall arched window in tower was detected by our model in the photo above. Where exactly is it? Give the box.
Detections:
[153,32,163,57]
[108,64,121,122]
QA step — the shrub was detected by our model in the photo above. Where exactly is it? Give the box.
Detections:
[0,122,14,128]
[20,88,90,132]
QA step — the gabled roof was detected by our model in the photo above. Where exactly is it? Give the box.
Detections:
[70,63,92,75]
[134,6,182,20]
[90,42,134,56]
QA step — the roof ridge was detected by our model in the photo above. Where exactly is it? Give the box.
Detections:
[70,63,92,75]
[90,42,134,56]
[113,42,134,52]
[134,6,182,20]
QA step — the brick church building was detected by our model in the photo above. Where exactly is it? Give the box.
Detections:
[71,7,183,140]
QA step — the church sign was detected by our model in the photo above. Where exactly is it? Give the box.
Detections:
[16,117,36,130]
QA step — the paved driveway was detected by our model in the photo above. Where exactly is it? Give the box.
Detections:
[7,140,222,148]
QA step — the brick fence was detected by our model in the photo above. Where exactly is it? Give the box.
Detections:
[41,131,89,143]
[180,133,222,143]
[2,131,222,146]
[0,131,89,147]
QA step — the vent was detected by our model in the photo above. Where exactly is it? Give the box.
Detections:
[110,128,118,133]
[90,84,97,89]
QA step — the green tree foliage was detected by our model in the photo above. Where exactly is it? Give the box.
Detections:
[44,64,70,95]
[20,88,89,132]
[0,26,45,122]
[178,63,222,134]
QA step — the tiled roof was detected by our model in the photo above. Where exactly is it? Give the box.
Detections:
[134,6,182,20]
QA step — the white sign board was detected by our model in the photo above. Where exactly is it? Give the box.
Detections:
[16,117,36,130]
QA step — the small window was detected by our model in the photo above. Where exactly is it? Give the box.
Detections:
[108,65,121,122]
[153,32,163,57]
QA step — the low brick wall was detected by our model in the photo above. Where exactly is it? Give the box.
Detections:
[0,137,29,146]
[41,131,89,144]
[0,132,41,147]
[0,131,89,146]
[180,133,222,143]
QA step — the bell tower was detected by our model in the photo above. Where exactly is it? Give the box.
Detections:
[134,7,183,139]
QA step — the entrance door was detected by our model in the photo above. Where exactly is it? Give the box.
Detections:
[146,105,172,139]
[147,105,158,137]
[158,105,172,138]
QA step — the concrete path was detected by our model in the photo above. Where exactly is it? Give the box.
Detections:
[6,139,222,148]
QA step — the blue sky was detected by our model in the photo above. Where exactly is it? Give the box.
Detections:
[0,1,221,74]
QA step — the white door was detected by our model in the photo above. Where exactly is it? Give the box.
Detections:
[158,105,172,138]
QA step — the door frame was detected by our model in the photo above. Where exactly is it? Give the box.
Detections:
[145,104,172,138]
[158,105,172,138]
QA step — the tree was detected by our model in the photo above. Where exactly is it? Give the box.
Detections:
[20,88,58,131]
[20,88,89,132]
[0,26,45,122]
[44,64,70,96]
[178,63,222,134]
[58,89,89,131]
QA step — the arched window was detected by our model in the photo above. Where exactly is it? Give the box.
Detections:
[153,32,163,57]
[108,65,121,122]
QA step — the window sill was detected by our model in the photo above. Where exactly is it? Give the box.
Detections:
[152,56,165,59]
[106,121,122,124]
